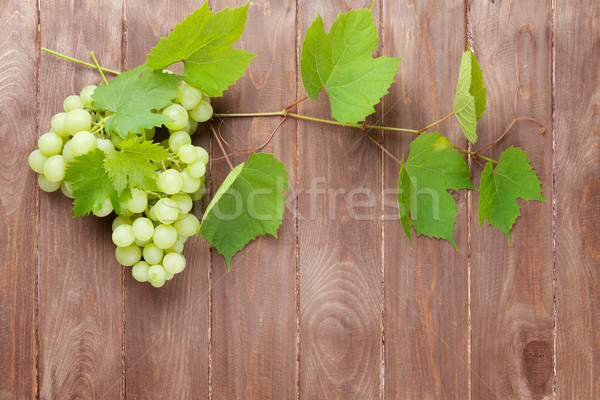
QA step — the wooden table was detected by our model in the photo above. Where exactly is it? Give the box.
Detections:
[1,0,598,398]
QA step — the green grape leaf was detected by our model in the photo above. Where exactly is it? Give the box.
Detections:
[300,8,401,124]
[453,49,486,143]
[104,137,172,194]
[478,146,545,240]
[398,133,474,248]
[91,65,181,138]
[199,153,288,268]
[64,149,129,217]
[145,2,255,97]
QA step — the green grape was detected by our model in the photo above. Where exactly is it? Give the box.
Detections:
[96,138,115,154]
[60,181,74,199]
[176,83,204,110]
[171,193,192,214]
[162,104,188,130]
[153,224,178,249]
[189,100,213,123]
[186,160,206,179]
[154,198,180,224]
[148,264,166,285]
[28,149,48,173]
[196,146,209,165]
[63,95,84,112]
[50,112,68,136]
[167,238,184,253]
[142,127,155,140]
[119,206,134,217]
[38,174,60,192]
[187,119,198,135]
[63,109,92,135]
[43,154,66,182]
[150,279,166,288]
[168,130,191,153]
[112,223,135,247]
[163,252,186,274]
[180,169,201,193]
[70,131,97,156]
[174,213,200,237]
[132,217,154,242]
[111,134,124,148]
[127,188,148,213]
[158,169,183,195]
[143,244,163,265]
[79,85,96,108]
[92,196,113,217]
[165,271,174,280]
[62,140,75,163]
[131,261,150,282]
[177,144,197,164]
[134,237,151,247]
[147,205,158,221]
[115,244,142,266]
[190,184,206,201]
[177,234,188,244]
[38,132,63,156]
[112,215,131,231]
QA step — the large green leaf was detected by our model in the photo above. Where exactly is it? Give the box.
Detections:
[104,137,172,194]
[398,133,474,247]
[300,8,401,124]
[64,149,129,217]
[453,49,486,143]
[92,65,181,138]
[145,2,255,97]
[199,153,288,268]
[478,146,544,240]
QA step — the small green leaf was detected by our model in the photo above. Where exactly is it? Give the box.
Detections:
[145,2,255,97]
[478,147,545,240]
[64,149,129,217]
[398,133,474,247]
[104,137,172,194]
[453,49,486,143]
[92,65,181,139]
[300,9,401,124]
[199,153,288,268]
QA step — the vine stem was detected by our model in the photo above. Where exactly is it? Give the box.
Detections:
[474,116,545,156]
[209,121,234,170]
[90,51,108,85]
[360,130,402,165]
[213,111,420,133]
[42,48,121,75]
[418,112,455,133]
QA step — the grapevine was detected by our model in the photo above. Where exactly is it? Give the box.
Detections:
[30,2,545,287]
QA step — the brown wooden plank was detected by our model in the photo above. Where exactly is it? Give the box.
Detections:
[209,1,298,398]
[469,1,554,398]
[37,1,124,398]
[122,2,210,398]
[0,1,38,399]
[555,1,600,398]
[382,1,469,398]
[297,1,382,398]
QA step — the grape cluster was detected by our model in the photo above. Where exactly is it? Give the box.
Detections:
[28,81,213,287]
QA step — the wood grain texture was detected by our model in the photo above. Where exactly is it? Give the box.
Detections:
[209,1,298,398]
[298,1,383,398]
[555,1,600,398]
[0,1,38,399]
[37,1,124,398]
[469,0,554,398]
[383,1,469,398]
[122,2,211,398]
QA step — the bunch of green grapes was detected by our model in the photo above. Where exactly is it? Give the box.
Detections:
[28,81,213,287]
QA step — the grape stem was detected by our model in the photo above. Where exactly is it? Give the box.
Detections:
[42,48,121,75]
[90,51,108,85]
[209,121,234,170]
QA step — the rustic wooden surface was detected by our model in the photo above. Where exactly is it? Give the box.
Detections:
[1,0,599,399]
